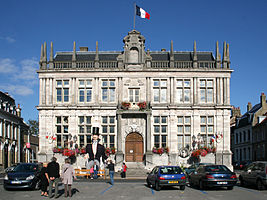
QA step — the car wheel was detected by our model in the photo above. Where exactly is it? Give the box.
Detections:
[146,178,151,188]
[155,181,161,191]
[227,186,233,190]
[180,185,185,190]
[256,180,264,190]
[199,180,204,190]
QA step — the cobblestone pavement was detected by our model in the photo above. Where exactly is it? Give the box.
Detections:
[1,179,267,200]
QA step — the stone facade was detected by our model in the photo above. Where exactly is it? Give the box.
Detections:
[0,91,29,171]
[37,30,233,170]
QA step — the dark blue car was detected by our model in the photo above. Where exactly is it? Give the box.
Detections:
[4,163,41,190]
[146,166,186,191]
[188,165,237,190]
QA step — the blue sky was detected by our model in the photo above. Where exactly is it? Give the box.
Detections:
[0,0,266,122]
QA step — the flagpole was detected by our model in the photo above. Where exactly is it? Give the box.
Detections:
[133,2,136,30]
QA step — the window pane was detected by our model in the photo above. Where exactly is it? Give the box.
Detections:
[63,116,68,123]
[208,126,213,133]
[86,117,91,124]
[86,126,91,133]
[161,126,167,133]
[102,81,108,87]
[109,117,115,124]
[110,135,115,144]
[154,135,160,148]
[63,126,68,133]
[154,126,160,133]
[208,116,213,124]
[79,116,84,124]
[79,135,85,147]
[64,88,69,102]
[109,126,115,133]
[110,80,115,87]
[201,117,206,124]
[178,126,183,133]
[102,117,108,123]
[176,80,183,87]
[184,80,190,87]
[161,117,167,124]
[64,80,69,86]
[102,135,107,146]
[201,126,206,133]
[102,126,108,133]
[177,89,183,103]
[79,89,85,102]
[185,126,191,133]
[110,88,115,102]
[56,117,61,124]
[161,81,167,87]
[162,135,167,147]
[154,89,159,102]
[102,89,108,102]
[185,117,190,124]
[178,135,183,149]
[79,126,84,133]
[57,80,62,87]
[207,89,213,102]
[200,89,205,102]
[161,89,167,102]
[57,135,62,147]
[86,89,92,102]
[200,80,206,87]
[57,89,62,102]
[184,89,190,102]
[154,116,160,124]
[79,80,85,86]
[86,135,91,144]
[154,80,159,87]
[86,80,92,86]
[56,126,61,133]
[178,117,183,124]
[207,80,213,87]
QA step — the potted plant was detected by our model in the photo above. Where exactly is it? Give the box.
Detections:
[121,102,131,110]
[137,101,147,110]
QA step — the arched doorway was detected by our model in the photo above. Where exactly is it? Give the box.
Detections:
[125,132,143,162]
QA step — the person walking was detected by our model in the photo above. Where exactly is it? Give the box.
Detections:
[61,158,77,198]
[40,162,49,197]
[93,161,99,179]
[47,157,60,198]
[107,160,115,185]
[121,162,127,178]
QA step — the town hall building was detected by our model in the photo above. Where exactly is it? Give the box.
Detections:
[37,30,233,170]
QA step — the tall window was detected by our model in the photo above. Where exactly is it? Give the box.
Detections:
[199,79,213,103]
[200,116,214,147]
[101,116,115,148]
[56,116,69,148]
[78,116,92,147]
[79,80,92,103]
[153,116,167,148]
[153,79,167,103]
[177,116,191,150]
[176,79,191,103]
[101,79,115,102]
[129,88,140,103]
[56,80,69,102]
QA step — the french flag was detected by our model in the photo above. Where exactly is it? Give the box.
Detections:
[136,5,150,19]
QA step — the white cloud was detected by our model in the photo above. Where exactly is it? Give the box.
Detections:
[0,36,15,43]
[0,84,33,96]
[0,58,17,73]
[15,58,39,81]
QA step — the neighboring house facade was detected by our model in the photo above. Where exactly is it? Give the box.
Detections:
[233,93,267,163]
[0,91,29,170]
[37,30,233,169]
[252,114,267,161]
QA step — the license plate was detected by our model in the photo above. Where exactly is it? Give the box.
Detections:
[168,181,179,183]
[217,182,228,184]
[11,181,21,184]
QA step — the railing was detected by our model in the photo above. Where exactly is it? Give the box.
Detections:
[99,61,118,68]
[151,61,169,68]
[54,62,72,69]
[76,62,94,68]
[198,62,215,68]
[174,61,193,68]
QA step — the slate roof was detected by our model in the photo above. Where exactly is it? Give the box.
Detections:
[54,51,215,62]
[236,100,267,128]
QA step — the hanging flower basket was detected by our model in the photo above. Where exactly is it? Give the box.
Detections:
[137,101,147,110]
[152,147,169,155]
[121,102,131,110]
[191,147,216,158]
[105,147,116,156]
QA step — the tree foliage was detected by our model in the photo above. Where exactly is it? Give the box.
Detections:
[28,119,39,135]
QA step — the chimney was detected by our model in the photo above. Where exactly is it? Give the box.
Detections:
[247,102,252,112]
[232,106,241,117]
[260,93,266,109]
[79,47,88,51]
[16,104,21,117]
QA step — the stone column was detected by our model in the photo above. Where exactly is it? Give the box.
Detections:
[18,125,21,163]
[220,78,223,105]
[223,78,227,105]
[39,78,42,105]
[170,77,174,104]
[216,78,220,105]
[95,78,99,103]
[116,113,123,165]
[50,78,53,105]
[227,78,230,105]
[42,78,46,105]
[145,112,153,167]
[193,77,198,105]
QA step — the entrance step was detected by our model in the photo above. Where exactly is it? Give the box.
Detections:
[122,162,149,178]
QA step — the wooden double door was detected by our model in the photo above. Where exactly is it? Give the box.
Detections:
[125,132,143,162]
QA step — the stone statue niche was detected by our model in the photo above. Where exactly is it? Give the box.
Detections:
[128,47,139,63]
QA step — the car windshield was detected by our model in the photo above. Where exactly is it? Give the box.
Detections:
[13,164,37,172]
[205,165,230,173]
[160,167,182,174]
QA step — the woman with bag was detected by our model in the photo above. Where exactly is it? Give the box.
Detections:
[61,158,77,197]
[121,162,127,178]
[40,162,49,197]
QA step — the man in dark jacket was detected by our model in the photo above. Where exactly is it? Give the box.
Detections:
[107,160,115,185]
[47,157,60,198]
[86,127,108,170]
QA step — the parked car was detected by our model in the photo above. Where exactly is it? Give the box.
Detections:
[4,164,18,173]
[146,166,186,191]
[4,163,41,190]
[184,163,213,175]
[188,164,237,190]
[239,161,267,190]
